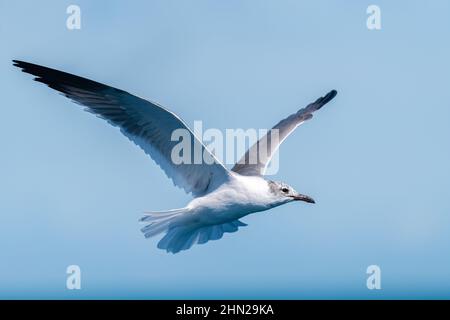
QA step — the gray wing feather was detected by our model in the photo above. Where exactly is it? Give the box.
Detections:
[13,60,230,196]
[232,90,337,176]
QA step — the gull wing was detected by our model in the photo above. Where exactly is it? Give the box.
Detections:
[13,60,231,196]
[232,90,337,176]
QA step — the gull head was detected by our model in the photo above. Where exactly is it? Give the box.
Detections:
[268,180,315,205]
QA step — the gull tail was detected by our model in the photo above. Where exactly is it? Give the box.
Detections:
[139,209,248,254]
[139,208,188,239]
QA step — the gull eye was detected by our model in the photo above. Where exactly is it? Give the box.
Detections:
[281,187,289,193]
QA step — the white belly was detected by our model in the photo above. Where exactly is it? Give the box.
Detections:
[186,175,274,225]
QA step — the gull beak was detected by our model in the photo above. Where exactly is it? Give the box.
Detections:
[291,194,315,204]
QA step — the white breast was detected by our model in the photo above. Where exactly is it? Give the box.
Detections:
[187,173,275,224]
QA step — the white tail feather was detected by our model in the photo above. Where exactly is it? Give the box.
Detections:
[139,208,187,238]
[139,209,248,254]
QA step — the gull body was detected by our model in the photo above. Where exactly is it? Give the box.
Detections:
[13,60,337,253]
[185,174,279,224]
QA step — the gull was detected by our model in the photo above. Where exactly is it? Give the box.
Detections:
[13,60,337,254]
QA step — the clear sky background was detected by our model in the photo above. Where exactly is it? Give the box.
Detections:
[1,0,450,299]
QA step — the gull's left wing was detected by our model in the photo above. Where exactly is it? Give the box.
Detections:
[232,90,337,176]
[13,60,231,196]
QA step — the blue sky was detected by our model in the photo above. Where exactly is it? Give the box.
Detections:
[1,0,450,299]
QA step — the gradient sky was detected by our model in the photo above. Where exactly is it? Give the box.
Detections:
[1,0,450,299]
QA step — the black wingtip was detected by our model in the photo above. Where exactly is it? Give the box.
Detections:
[12,59,27,68]
[323,89,338,103]
[12,59,21,68]
[12,59,108,92]
[313,89,338,109]
[12,59,38,75]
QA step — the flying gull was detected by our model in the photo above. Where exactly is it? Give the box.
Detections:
[13,60,337,253]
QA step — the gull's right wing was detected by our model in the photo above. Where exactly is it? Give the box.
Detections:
[232,90,337,176]
[13,60,231,196]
